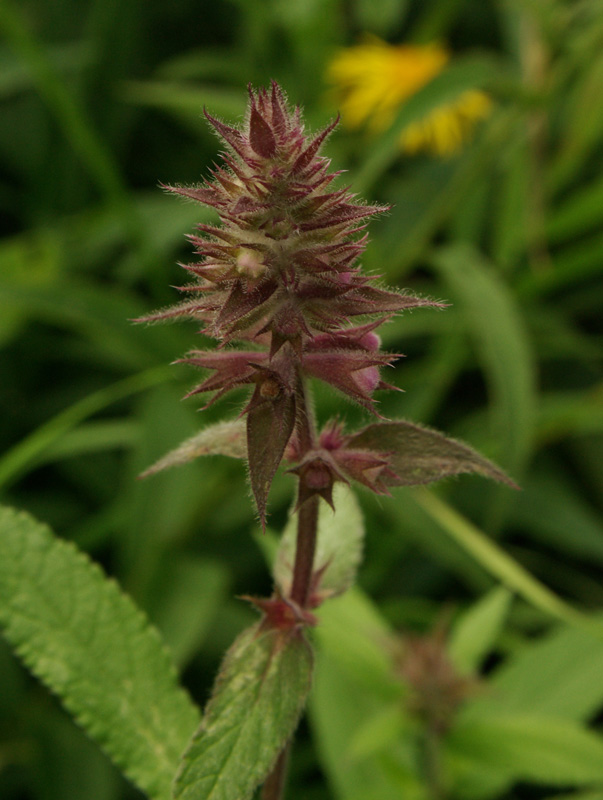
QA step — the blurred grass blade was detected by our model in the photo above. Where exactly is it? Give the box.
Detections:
[431,244,536,477]
[449,586,513,674]
[0,505,200,800]
[0,2,127,207]
[0,367,169,490]
[412,488,582,626]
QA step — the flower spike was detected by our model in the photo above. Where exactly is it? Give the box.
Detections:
[138,83,449,521]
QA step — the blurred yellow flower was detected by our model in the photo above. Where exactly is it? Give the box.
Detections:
[326,37,491,156]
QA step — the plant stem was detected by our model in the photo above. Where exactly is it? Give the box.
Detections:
[261,744,290,800]
[261,366,320,800]
[290,367,319,608]
[290,495,319,606]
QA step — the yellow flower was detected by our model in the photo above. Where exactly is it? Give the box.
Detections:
[326,36,491,156]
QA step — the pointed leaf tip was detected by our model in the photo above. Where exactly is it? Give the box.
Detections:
[347,420,519,489]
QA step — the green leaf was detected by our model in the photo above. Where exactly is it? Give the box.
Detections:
[468,617,603,722]
[139,419,247,478]
[346,420,518,488]
[274,484,365,601]
[448,587,513,674]
[0,505,200,800]
[449,714,603,786]
[311,589,420,800]
[174,623,313,800]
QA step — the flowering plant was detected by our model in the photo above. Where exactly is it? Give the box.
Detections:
[137,82,515,800]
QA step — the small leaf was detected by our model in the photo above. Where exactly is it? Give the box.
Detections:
[0,505,200,800]
[174,623,313,800]
[347,420,518,488]
[247,391,296,527]
[139,418,247,478]
[274,484,365,601]
[448,587,513,675]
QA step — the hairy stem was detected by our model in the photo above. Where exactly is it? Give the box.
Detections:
[290,366,319,607]
[260,744,290,800]
[261,366,320,800]
[290,495,319,607]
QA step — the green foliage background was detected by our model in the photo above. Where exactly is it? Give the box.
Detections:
[0,0,602,798]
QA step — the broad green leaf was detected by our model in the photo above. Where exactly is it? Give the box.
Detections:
[467,617,603,722]
[411,488,582,626]
[449,714,603,786]
[311,589,421,800]
[346,420,517,488]
[314,589,399,697]
[448,587,513,674]
[431,244,536,477]
[0,505,200,800]
[347,705,412,761]
[139,419,247,478]
[274,484,364,600]
[174,623,312,800]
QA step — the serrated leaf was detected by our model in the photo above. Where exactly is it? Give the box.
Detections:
[0,505,200,800]
[274,484,364,600]
[449,714,603,786]
[448,587,513,674]
[174,623,313,800]
[139,418,247,478]
[347,420,518,488]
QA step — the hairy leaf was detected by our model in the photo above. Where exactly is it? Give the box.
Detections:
[274,484,365,601]
[347,419,518,488]
[139,418,247,478]
[0,505,200,800]
[174,623,313,800]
